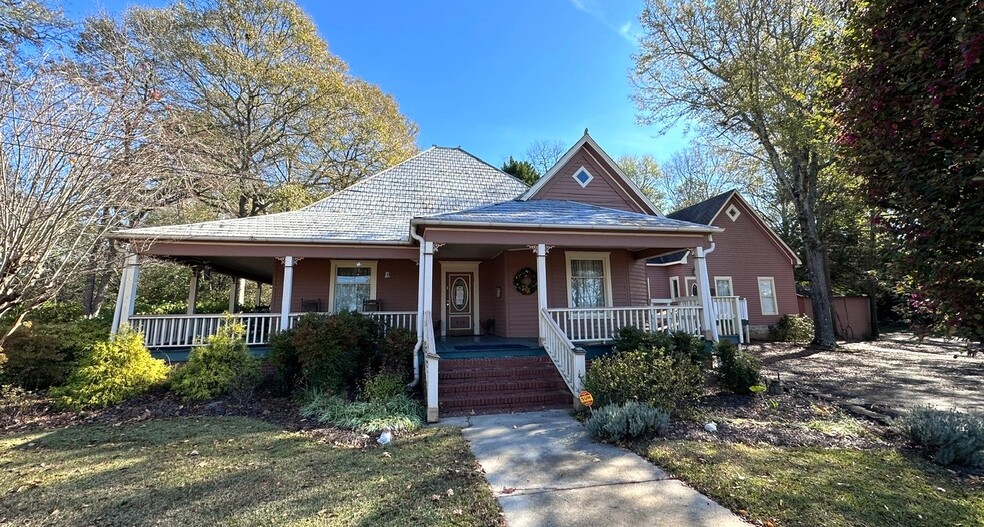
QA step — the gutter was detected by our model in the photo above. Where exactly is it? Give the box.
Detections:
[410,217,723,234]
[407,227,426,389]
[109,232,414,246]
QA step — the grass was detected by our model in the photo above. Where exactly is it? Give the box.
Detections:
[0,417,503,526]
[645,441,984,527]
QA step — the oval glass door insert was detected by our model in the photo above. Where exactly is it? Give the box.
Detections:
[452,277,468,311]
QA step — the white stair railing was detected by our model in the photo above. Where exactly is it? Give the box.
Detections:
[539,308,586,395]
[422,310,439,422]
[711,296,743,342]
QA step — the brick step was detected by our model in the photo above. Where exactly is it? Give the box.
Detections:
[439,378,568,396]
[440,390,573,415]
[438,356,555,371]
[438,366,561,382]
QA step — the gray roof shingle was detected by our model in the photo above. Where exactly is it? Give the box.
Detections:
[117,147,530,244]
[666,190,736,225]
[416,200,718,232]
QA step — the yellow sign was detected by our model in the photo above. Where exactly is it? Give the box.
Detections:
[578,390,594,407]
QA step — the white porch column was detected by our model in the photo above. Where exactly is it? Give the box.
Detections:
[536,243,548,344]
[415,242,425,338]
[228,278,238,313]
[422,242,435,324]
[279,257,296,331]
[111,253,141,334]
[254,282,263,308]
[186,269,199,315]
[694,246,719,342]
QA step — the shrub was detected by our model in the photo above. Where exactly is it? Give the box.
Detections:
[300,390,424,433]
[716,340,761,394]
[51,327,168,409]
[361,371,407,402]
[581,348,704,415]
[769,314,814,344]
[169,320,260,402]
[377,328,416,380]
[900,409,984,467]
[1,319,109,390]
[284,312,380,393]
[613,326,709,363]
[268,328,301,390]
[586,401,670,444]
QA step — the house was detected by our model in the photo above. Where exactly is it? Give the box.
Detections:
[646,190,801,339]
[111,132,797,421]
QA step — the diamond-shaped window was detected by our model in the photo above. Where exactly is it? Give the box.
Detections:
[726,204,741,222]
[572,167,594,188]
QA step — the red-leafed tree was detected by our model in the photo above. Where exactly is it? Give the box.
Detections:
[839,0,984,348]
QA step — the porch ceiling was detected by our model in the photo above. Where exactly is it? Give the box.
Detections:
[162,255,275,284]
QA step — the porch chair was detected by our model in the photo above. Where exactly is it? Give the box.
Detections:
[300,298,321,312]
[362,299,382,312]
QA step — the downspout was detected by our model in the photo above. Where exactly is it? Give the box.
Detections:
[407,228,426,388]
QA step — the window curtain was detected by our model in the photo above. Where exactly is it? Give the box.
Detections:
[334,267,372,312]
[570,259,605,308]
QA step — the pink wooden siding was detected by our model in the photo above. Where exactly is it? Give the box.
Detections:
[646,196,797,327]
[479,252,507,337]
[798,295,872,340]
[271,258,419,313]
[530,142,648,213]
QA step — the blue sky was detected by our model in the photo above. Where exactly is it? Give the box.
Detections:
[64,0,691,166]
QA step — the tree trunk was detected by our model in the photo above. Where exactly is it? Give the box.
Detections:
[795,204,838,348]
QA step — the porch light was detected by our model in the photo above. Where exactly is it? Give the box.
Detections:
[355,261,362,267]
[496,286,502,298]
[384,271,391,279]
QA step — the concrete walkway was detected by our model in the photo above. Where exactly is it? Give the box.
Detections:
[445,410,746,527]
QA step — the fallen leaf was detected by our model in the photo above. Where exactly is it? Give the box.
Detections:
[501,487,516,494]
[446,488,454,496]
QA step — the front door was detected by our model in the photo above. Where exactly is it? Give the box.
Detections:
[446,272,473,335]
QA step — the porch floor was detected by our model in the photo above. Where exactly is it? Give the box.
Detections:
[436,335,614,360]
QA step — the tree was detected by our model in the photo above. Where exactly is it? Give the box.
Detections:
[662,144,768,211]
[524,139,567,175]
[128,0,417,219]
[0,43,168,346]
[632,0,842,347]
[501,156,540,185]
[616,154,667,207]
[839,0,984,347]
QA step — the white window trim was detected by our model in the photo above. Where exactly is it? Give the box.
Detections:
[572,165,594,188]
[669,277,681,300]
[757,276,779,316]
[565,251,613,308]
[714,276,734,297]
[725,203,742,222]
[684,276,699,298]
[328,260,377,313]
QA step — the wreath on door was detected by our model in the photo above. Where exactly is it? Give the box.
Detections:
[513,267,537,295]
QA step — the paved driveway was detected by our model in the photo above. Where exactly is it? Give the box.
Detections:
[447,410,746,527]
[750,333,984,415]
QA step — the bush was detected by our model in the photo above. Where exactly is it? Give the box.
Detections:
[716,340,761,394]
[51,327,169,409]
[900,409,984,467]
[300,390,424,433]
[278,312,380,393]
[613,326,709,363]
[169,320,260,402]
[586,401,670,444]
[361,371,407,402]
[582,348,704,415]
[769,314,814,344]
[377,328,416,380]
[0,319,109,390]
[268,328,301,390]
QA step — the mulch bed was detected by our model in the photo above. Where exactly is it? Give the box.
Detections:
[663,390,895,449]
[0,387,376,448]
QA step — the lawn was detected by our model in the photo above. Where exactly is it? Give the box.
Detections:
[0,416,503,526]
[645,441,984,527]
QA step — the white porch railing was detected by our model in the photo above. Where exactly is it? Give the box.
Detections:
[712,296,743,343]
[129,313,281,348]
[547,305,704,343]
[540,309,585,395]
[130,310,417,348]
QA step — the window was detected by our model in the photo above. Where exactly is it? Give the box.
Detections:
[726,204,741,222]
[330,261,377,312]
[685,277,698,298]
[758,277,778,315]
[566,252,612,308]
[669,277,680,300]
[714,276,733,297]
[572,166,594,188]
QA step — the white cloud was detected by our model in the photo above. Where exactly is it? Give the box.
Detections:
[568,0,638,45]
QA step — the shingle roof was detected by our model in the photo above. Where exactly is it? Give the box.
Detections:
[416,200,718,232]
[666,190,736,225]
[117,147,530,244]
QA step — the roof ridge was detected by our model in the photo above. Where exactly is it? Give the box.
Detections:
[450,146,532,189]
[668,189,736,216]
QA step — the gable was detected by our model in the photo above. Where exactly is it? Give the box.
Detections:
[522,134,660,215]
[712,194,801,266]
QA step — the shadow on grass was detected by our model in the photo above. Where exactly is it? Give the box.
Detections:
[0,417,503,526]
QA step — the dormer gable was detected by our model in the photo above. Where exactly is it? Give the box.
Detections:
[520,132,661,215]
